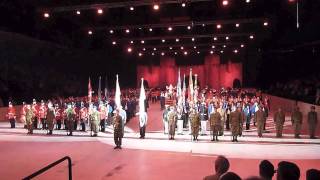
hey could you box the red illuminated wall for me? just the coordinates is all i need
[137,55,242,89]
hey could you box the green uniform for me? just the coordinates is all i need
[230,110,242,141]
[46,108,55,134]
[66,108,76,136]
[255,109,266,137]
[274,110,285,137]
[209,112,221,141]
[113,114,123,147]
[90,110,100,136]
[291,110,302,138]
[217,108,226,135]
[168,111,177,139]
[26,109,34,134]
[189,112,200,140]
[308,111,318,138]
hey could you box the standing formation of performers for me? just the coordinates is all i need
[4,87,319,147]
[161,87,318,141]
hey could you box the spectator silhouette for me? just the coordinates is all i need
[203,155,230,180]
[220,172,242,180]
[276,161,300,180]
[259,160,275,180]
[306,169,320,180]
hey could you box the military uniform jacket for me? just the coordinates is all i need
[113,115,123,137]
[308,112,318,124]
[255,109,266,126]
[210,112,221,126]
[25,109,34,124]
[189,113,200,128]
[274,111,285,125]
[291,110,302,124]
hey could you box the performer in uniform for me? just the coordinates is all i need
[274,107,285,138]
[31,99,39,129]
[209,107,222,141]
[113,109,123,149]
[66,104,76,136]
[255,105,266,137]
[25,105,34,134]
[199,100,208,135]
[230,106,242,142]
[139,111,148,139]
[217,102,226,136]
[307,106,318,139]
[162,105,169,134]
[79,102,88,131]
[38,100,47,130]
[6,102,16,128]
[167,106,177,140]
[291,106,303,138]
[176,106,184,135]
[90,106,100,137]
[99,103,107,132]
[20,102,27,128]
[189,108,200,141]
[55,104,63,130]
[46,102,55,135]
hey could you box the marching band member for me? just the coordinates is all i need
[7,102,16,128]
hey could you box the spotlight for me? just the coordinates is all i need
[223,45,226,48]
[109,30,114,34]
[162,39,165,43]
[214,37,218,41]
[182,3,186,7]
[152,53,155,56]
[174,52,178,55]
[88,30,93,35]
[139,52,143,56]
[176,38,180,42]
[192,38,195,41]
[127,47,132,53]
[153,4,159,10]
[250,35,254,39]
[263,22,268,26]
[226,36,229,40]
[212,45,215,49]
[246,0,250,3]
[130,7,134,11]
[97,9,103,14]
[112,41,116,45]
[143,48,146,51]
[194,46,197,49]
[125,29,130,33]
[141,40,145,44]
[197,51,200,54]
[153,48,157,51]
[184,51,188,55]
[169,47,173,50]
[241,44,245,48]
[210,51,214,54]
[180,46,184,50]
[236,23,240,27]
[76,10,81,15]
[234,49,238,53]
[149,28,153,32]
[222,0,229,6]
[161,52,165,56]
[44,13,50,18]
[168,27,173,31]
[217,24,222,29]
[187,26,191,30]
[220,50,224,53]
[130,41,134,44]
[202,24,205,27]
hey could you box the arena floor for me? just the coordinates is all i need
[0,102,319,180]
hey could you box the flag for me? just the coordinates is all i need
[98,76,102,102]
[88,77,92,104]
[194,74,198,103]
[139,78,146,113]
[188,68,193,102]
[177,68,181,98]
[182,73,186,106]
[104,75,108,101]
[115,74,121,109]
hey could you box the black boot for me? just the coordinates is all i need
[216,136,219,141]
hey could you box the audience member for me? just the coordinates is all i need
[276,161,300,180]
[259,160,275,180]
[203,155,230,180]
[306,169,320,180]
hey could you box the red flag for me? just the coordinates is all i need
[88,77,92,104]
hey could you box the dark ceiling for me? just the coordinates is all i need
[1,0,319,58]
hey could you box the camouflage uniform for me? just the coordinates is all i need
[308,110,318,139]
[189,112,200,141]
[274,110,285,138]
[209,112,221,141]
[230,110,242,142]
[90,110,100,136]
[66,107,76,136]
[46,107,55,135]
[113,114,123,147]
[291,109,302,138]
[168,110,177,139]
[255,109,266,137]
[26,108,34,134]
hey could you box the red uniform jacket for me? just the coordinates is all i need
[7,107,16,119]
